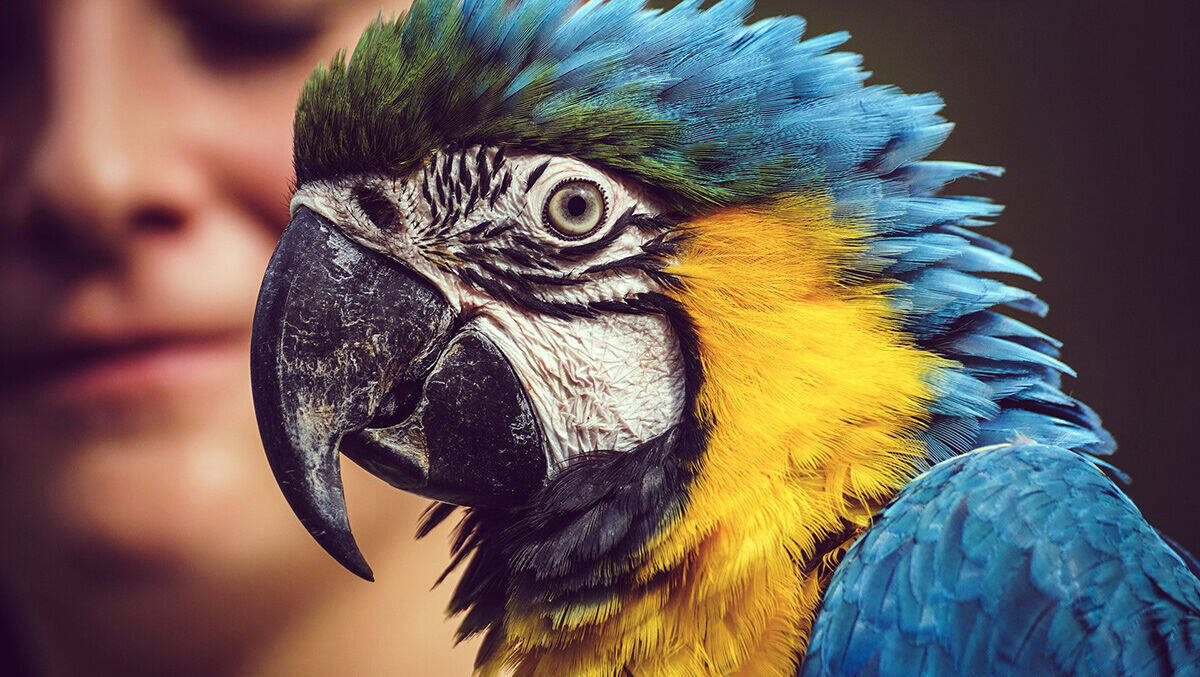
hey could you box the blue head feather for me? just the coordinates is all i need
[295,0,1116,467]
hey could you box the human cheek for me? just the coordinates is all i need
[185,10,397,234]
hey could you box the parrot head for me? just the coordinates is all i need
[250,0,1114,668]
[253,144,693,579]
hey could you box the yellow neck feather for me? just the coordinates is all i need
[486,195,942,676]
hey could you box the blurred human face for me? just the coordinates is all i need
[0,0,417,669]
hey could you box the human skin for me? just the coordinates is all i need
[0,0,476,674]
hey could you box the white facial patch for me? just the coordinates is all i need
[290,147,690,474]
[468,306,686,471]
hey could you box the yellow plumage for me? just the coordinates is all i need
[484,195,942,676]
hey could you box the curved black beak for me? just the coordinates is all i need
[251,207,546,581]
[251,207,454,580]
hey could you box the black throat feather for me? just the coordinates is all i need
[416,294,709,668]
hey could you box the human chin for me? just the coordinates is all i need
[0,358,268,578]
[8,361,397,578]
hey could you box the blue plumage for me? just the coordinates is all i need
[295,0,1199,670]
[299,0,1118,466]
[454,1,1194,670]
[803,444,1200,676]
[436,0,1191,669]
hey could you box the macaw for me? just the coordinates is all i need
[248,0,1200,674]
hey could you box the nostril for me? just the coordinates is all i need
[130,205,186,234]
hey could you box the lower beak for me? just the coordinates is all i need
[251,207,545,581]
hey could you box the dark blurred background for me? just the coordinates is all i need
[1,0,1197,673]
[752,0,1199,551]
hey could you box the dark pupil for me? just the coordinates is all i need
[566,194,589,219]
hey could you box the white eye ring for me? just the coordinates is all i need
[543,179,608,238]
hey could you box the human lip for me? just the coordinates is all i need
[2,331,250,403]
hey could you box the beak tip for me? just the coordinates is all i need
[345,556,376,583]
[340,545,376,582]
[311,523,375,582]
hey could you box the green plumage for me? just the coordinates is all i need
[294,0,687,206]
[292,0,903,213]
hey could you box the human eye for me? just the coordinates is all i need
[167,0,325,71]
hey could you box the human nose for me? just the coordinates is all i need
[25,0,194,258]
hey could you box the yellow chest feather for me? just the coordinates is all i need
[485,196,942,676]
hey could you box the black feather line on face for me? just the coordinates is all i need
[493,246,558,273]
[433,175,447,219]
[414,150,513,249]
[476,146,492,196]
[434,161,446,197]
[464,186,480,218]
[508,233,543,255]
[510,268,589,286]
[482,220,513,239]
[475,259,537,295]
[417,294,708,667]
[584,252,666,276]
[525,159,551,193]
[481,148,510,207]
[587,298,650,314]
[492,170,512,207]
[449,178,463,210]
[420,176,435,210]
[440,152,454,190]
[408,149,685,321]
[441,206,460,236]
[463,219,494,238]
[459,152,472,195]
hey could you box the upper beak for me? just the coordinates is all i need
[251,207,454,580]
[251,207,545,581]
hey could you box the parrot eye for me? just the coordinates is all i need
[543,179,607,238]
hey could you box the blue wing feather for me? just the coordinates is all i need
[802,444,1200,676]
